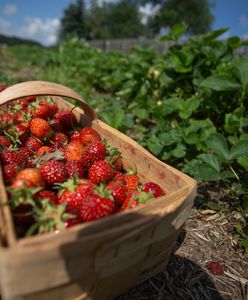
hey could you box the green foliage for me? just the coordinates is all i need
[2,29,248,233]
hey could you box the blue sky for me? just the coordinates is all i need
[0,0,248,46]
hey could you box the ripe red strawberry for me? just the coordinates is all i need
[207,261,224,276]
[54,110,76,130]
[34,102,51,119]
[40,160,68,185]
[7,124,29,144]
[1,113,15,125]
[112,171,126,184]
[10,178,34,189]
[30,118,52,139]
[3,163,19,184]
[64,140,84,161]
[71,127,101,145]
[88,160,113,184]
[125,171,140,192]
[0,149,18,165]
[36,146,52,157]
[81,141,106,169]
[22,96,36,102]
[64,218,81,228]
[120,193,139,211]
[25,136,43,152]
[0,135,11,148]
[120,191,152,211]
[79,193,115,222]
[36,190,58,205]
[47,101,58,117]
[142,182,165,198]
[66,160,84,178]
[106,182,127,206]
[16,168,45,187]
[50,133,68,147]
[0,83,6,92]
[58,178,93,212]
[16,147,32,166]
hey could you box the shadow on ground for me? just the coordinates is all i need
[116,230,224,300]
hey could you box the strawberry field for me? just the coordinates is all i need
[1,26,248,298]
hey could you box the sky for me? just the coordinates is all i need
[0,0,248,46]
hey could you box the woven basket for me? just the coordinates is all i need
[0,81,197,300]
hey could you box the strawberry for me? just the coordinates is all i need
[16,168,45,187]
[79,193,115,222]
[66,160,84,178]
[10,178,34,189]
[46,100,58,117]
[36,146,52,157]
[30,118,52,139]
[64,218,81,228]
[64,140,84,161]
[0,83,6,92]
[50,133,68,147]
[54,110,76,130]
[40,160,68,185]
[0,135,11,148]
[50,119,64,133]
[81,141,106,169]
[142,182,165,198]
[71,127,101,145]
[125,170,140,192]
[88,160,113,184]
[25,136,43,152]
[7,124,29,144]
[34,102,51,120]
[120,193,139,211]
[207,261,224,276]
[120,191,152,211]
[36,190,58,205]
[58,178,92,212]
[106,182,127,206]
[112,171,126,184]
[0,149,18,165]
[16,147,32,166]
[3,163,19,184]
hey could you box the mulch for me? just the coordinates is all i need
[117,182,248,300]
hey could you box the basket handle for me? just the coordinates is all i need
[0,81,96,120]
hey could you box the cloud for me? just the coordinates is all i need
[3,4,17,16]
[239,15,248,28]
[0,18,11,35]
[139,4,160,24]
[18,17,60,46]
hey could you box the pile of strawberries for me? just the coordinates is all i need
[0,86,165,236]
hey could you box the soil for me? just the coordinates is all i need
[117,183,248,300]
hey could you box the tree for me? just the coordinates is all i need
[147,0,214,36]
[87,0,146,39]
[58,0,88,41]
[104,0,146,39]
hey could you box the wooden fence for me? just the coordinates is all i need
[88,38,248,55]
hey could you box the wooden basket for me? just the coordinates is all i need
[0,81,197,300]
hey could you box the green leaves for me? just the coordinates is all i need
[201,74,241,91]
[206,133,229,160]
[206,133,248,161]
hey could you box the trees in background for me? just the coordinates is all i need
[58,0,214,41]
